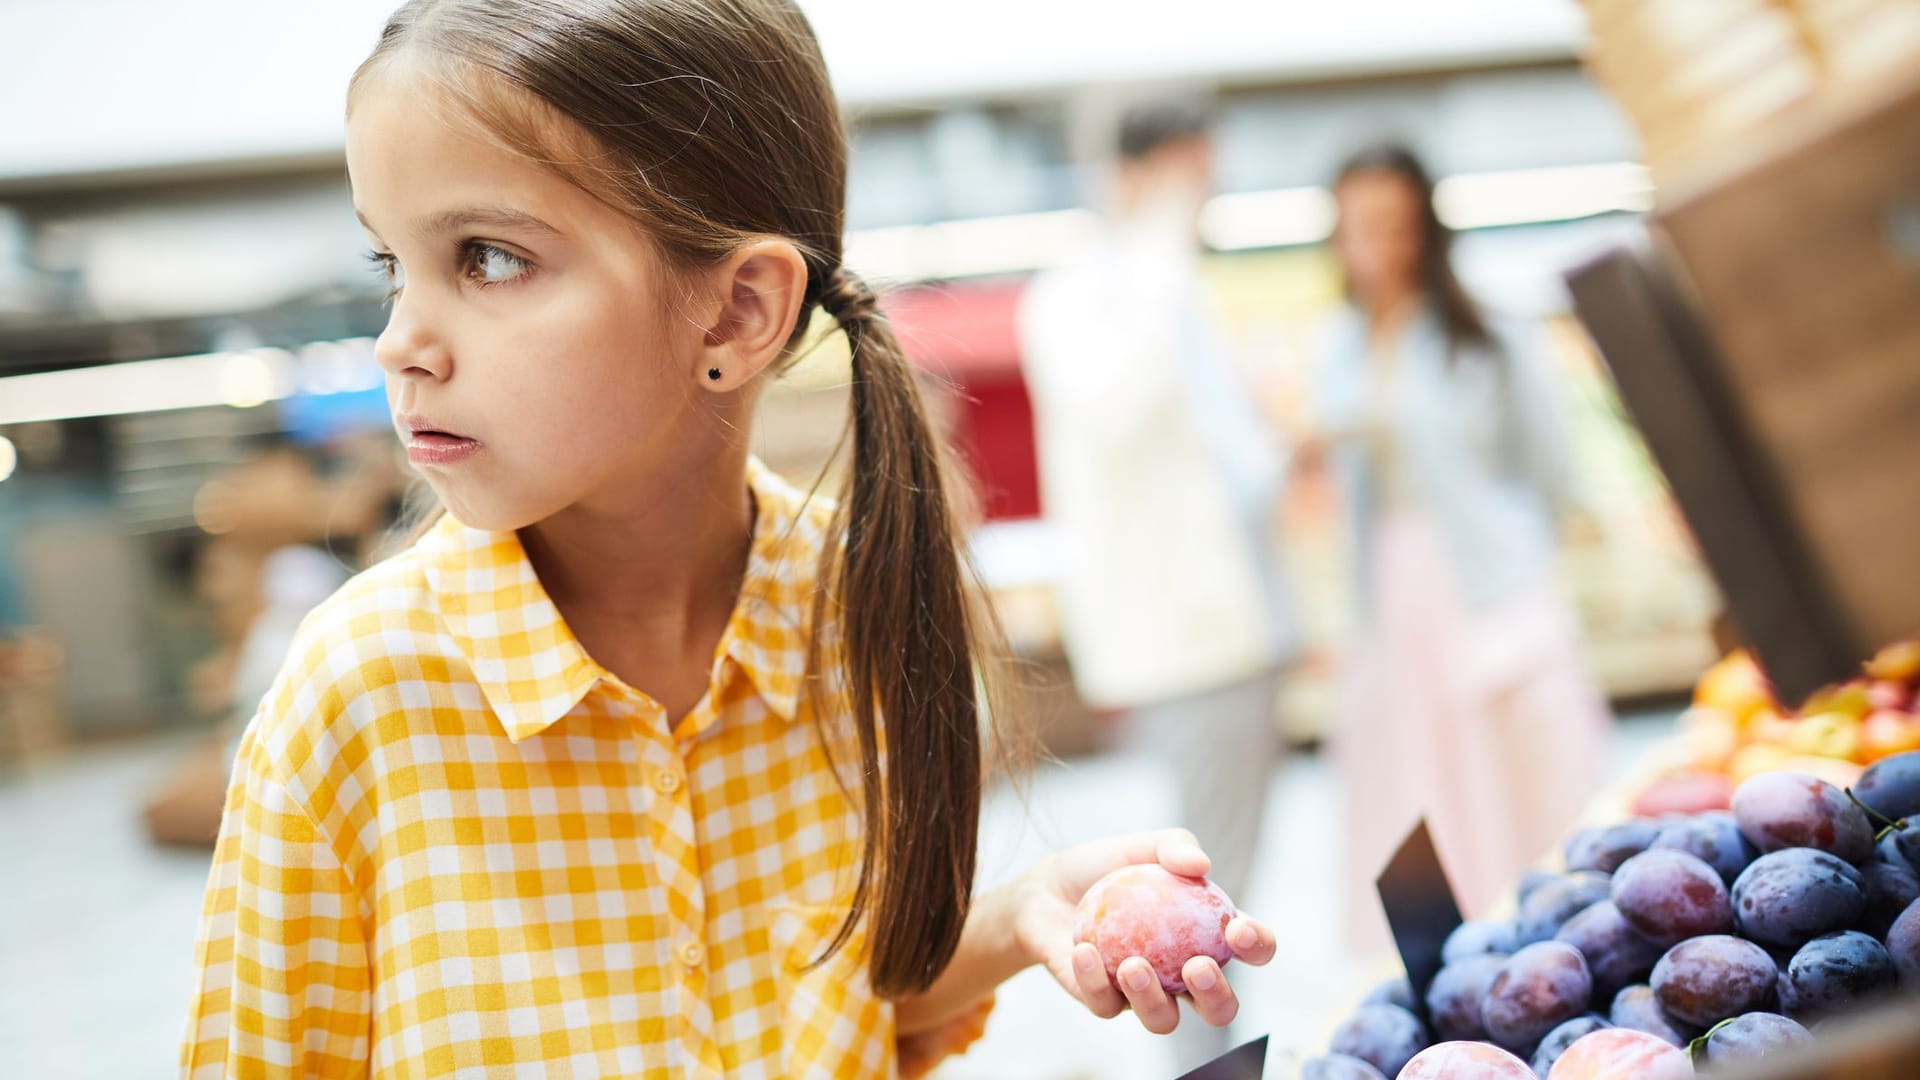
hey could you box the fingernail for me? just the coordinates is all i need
[1074,950,1097,973]
[1231,924,1255,950]
[1187,965,1217,992]
[1125,966,1153,992]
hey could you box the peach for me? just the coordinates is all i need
[1070,864,1235,994]
[1865,680,1914,713]
[1546,1028,1691,1080]
[1681,707,1739,772]
[1395,1041,1534,1080]
[1631,770,1733,817]
[1693,650,1774,723]
[1785,710,1863,762]
[1799,681,1873,723]
[1863,709,1920,760]
[1865,639,1920,684]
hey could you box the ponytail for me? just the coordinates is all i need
[809,266,984,997]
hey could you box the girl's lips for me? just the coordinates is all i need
[405,431,482,466]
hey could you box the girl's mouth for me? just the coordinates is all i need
[397,415,482,466]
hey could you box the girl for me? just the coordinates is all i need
[180,2,1274,1077]
[1313,142,1612,935]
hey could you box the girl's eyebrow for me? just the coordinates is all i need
[354,205,561,241]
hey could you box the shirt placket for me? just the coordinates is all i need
[630,692,720,1077]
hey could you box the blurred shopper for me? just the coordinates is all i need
[141,439,403,847]
[142,544,350,847]
[1314,141,1611,936]
[1020,100,1297,1065]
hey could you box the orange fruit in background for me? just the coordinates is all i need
[1631,770,1734,817]
[1865,640,1920,684]
[1865,680,1915,713]
[1748,708,1798,748]
[1681,707,1740,771]
[1799,681,1874,723]
[1729,743,1796,785]
[1862,710,1920,761]
[1694,651,1777,726]
[1784,711,1864,763]
[1774,754,1867,790]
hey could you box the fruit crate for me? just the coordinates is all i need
[1564,63,1920,705]
[1578,0,1920,185]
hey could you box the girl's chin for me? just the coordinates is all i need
[437,492,549,535]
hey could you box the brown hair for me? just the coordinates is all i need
[352,0,992,997]
[1333,140,1494,358]
[1116,98,1214,162]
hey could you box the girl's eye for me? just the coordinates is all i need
[463,242,531,287]
[365,250,403,303]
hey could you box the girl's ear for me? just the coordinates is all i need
[692,239,809,392]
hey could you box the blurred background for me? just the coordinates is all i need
[0,1,1743,1077]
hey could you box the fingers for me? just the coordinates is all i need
[1116,957,1181,1035]
[1182,956,1239,1028]
[1153,829,1211,879]
[1106,828,1206,873]
[1225,916,1277,967]
[1058,828,1213,896]
[1071,943,1127,1020]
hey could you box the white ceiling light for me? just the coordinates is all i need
[1199,186,1338,251]
[0,340,375,426]
[1435,162,1654,231]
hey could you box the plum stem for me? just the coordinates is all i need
[1689,1017,1739,1066]
[1845,786,1902,831]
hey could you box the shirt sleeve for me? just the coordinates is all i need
[895,992,996,1080]
[180,718,373,1078]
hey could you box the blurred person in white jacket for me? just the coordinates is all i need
[1019,102,1298,1059]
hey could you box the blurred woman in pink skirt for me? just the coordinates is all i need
[1312,142,1613,942]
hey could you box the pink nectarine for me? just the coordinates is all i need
[1071,864,1236,994]
[1396,1041,1534,1080]
[1546,1028,1691,1080]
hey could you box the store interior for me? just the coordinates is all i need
[3,1,1919,1078]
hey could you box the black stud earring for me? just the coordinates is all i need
[707,367,722,382]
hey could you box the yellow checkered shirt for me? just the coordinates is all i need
[182,460,983,1077]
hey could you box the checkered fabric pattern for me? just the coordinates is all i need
[181,460,986,1078]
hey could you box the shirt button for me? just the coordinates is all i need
[654,769,682,795]
[679,941,704,968]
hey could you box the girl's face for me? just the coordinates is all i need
[1332,168,1428,307]
[346,69,713,532]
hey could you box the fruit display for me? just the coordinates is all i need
[1068,864,1236,995]
[1299,752,1920,1078]
[1636,640,1920,816]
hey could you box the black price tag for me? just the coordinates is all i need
[1173,1035,1267,1080]
[1375,819,1464,1019]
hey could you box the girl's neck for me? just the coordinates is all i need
[517,441,755,706]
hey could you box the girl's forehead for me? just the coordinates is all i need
[345,58,651,255]
[348,88,573,229]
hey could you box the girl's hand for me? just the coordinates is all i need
[1012,828,1277,1035]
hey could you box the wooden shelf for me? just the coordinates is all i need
[1566,66,1920,704]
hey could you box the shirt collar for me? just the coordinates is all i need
[419,457,824,743]
[720,457,826,726]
